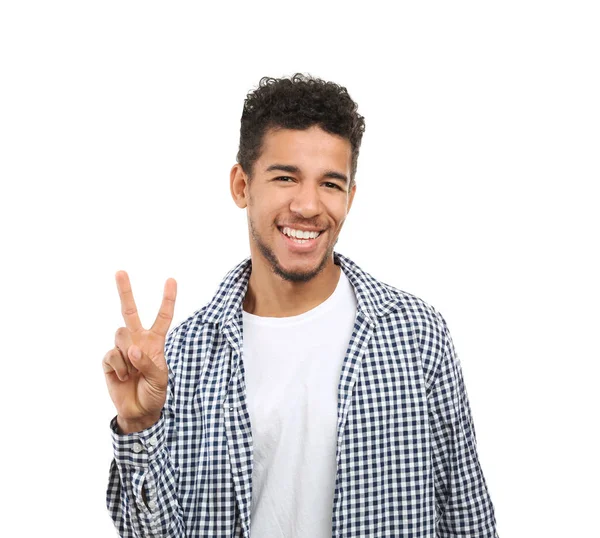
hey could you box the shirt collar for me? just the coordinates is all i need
[200,251,400,329]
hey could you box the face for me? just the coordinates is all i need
[231,125,356,283]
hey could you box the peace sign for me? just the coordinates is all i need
[102,271,177,434]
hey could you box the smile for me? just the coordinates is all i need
[279,226,322,241]
[278,226,324,250]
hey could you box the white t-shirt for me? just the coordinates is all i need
[242,268,358,537]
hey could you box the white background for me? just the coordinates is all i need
[1,1,598,536]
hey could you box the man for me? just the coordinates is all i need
[104,73,498,537]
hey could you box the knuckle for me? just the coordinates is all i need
[102,351,117,372]
[122,305,138,316]
[115,327,132,347]
[104,348,118,363]
[115,327,128,340]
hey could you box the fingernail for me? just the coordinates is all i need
[132,348,141,360]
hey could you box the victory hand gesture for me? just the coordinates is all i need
[103,271,177,434]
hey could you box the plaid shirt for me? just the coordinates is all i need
[107,251,498,537]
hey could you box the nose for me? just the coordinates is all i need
[289,181,322,219]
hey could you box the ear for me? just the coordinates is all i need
[346,184,357,213]
[230,164,249,208]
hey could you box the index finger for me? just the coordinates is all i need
[115,271,143,332]
[150,278,177,337]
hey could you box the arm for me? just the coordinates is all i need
[106,328,185,537]
[428,311,498,537]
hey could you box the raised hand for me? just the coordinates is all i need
[102,271,177,434]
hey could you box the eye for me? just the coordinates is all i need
[273,177,343,191]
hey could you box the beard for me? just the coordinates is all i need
[248,216,337,283]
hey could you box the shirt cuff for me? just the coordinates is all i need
[110,413,166,468]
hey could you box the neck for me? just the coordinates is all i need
[243,257,341,318]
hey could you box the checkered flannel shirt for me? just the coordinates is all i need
[107,251,498,537]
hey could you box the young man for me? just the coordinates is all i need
[103,73,498,537]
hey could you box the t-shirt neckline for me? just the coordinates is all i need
[242,268,347,327]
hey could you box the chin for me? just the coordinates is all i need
[279,248,333,279]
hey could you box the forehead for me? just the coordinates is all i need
[258,125,351,172]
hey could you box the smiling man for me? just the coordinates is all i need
[104,73,498,538]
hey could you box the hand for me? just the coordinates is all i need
[102,271,177,433]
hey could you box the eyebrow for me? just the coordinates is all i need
[265,163,348,184]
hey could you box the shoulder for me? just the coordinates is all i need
[161,256,252,375]
[375,277,448,338]
[376,281,452,384]
[338,251,449,353]
[163,307,210,372]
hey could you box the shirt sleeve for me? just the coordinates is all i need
[428,311,499,538]
[106,326,186,537]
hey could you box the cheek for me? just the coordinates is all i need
[331,206,349,224]
[248,204,283,230]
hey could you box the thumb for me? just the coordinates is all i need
[128,345,162,380]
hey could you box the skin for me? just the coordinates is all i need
[230,125,357,318]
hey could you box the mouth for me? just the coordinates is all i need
[277,226,325,251]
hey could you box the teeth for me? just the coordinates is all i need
[282,227,321,239]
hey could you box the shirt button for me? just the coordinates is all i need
[148,500,157,510]
[132,442,143,453]
[148,435,158,447]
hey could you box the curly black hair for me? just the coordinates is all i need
[236,73,365,189]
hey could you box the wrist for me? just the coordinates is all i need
[116,413,161,434]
